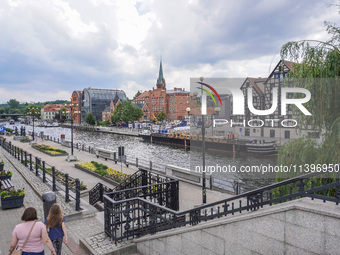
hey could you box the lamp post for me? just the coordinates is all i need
[66,102,78,161]
[200,77,207,204]
[27,107,38,141]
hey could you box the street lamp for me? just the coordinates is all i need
[27,107,39,141]
[200,76,207,204]
[66,102,78,161]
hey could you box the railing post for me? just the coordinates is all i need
[52,167,56,191]
[42,161,46,183]
[75,178,81,211]
[35,157,39,176]
[150,161,152,171]
[65,174,70,202]
[14,146,16,158]
[20,149,23,162]
[136,158,138,168]
[99,183,104,202]
[25,151,27,167]
[29,154,32,171]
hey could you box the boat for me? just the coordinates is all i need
[139,131,277,156]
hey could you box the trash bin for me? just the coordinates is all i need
[42,191,56,220]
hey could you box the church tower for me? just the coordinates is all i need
[156,58,166,90]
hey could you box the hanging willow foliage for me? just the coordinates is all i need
[275,9,340,192]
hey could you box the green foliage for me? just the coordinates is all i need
[7,99,20,109]
[157,110,167,121]
[97,120,109,126]
[133,91,142,99]
[1,188,25,198]
[111,101,143,123]
[85,113,96,125]
[5,127,13,132]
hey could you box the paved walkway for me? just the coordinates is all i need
[1,135,235,254]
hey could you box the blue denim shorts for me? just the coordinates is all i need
[22,251,44,255]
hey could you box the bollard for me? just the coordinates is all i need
[65,174,70,202]
[136,158,138,168]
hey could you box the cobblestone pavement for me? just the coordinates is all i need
[2,136,234,254]
[0,147,104,255]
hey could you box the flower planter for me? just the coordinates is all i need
[1,195,25,209]
[0,164,4,171]
[0,175,12,181]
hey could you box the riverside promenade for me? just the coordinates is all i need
[0,135,234,254]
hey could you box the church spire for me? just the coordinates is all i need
[157,57,165,86]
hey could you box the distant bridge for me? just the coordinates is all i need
[0,113,26,121]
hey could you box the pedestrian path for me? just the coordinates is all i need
[1,135,236,254]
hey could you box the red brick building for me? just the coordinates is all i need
[132,60,190,121]
[71,91,82,124]
[102,99,121,122]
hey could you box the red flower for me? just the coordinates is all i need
[22,188,25,190]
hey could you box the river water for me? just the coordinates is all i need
[4,122,278,192]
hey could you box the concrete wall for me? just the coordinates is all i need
[133,198,340,255]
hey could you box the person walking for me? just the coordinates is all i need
[44,204,68,255]
[8,207,56,255]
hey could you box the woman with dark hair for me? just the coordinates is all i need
[44,203,68,255]
[8,207,56,255]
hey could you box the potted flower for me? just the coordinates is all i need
[1,188,25,209]
[0,170,12,180]
[0,161,4,171]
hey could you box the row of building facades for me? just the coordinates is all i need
[40,60,191,124]
[40,59,316,140]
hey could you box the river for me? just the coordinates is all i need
[4,122,278,192]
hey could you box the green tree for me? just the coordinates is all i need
[276,4,340,183]
[111,101,143,123]
[157,111,167,121]
[7,99,20,109]
[133,91,142,99]
[85,113,96,125]
[60,107,67,120]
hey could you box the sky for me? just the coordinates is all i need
[0,0,339,104]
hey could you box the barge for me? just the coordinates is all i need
[139,132,277,156]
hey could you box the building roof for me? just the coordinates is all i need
[157,59,165,85]
[42,104,71,112]
[246,77,267,96]
[166,88,189,94]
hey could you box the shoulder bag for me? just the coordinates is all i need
[12,221,37,255]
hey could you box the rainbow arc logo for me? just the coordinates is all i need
[197,82,222,115]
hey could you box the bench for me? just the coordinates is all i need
[0,179,14,190]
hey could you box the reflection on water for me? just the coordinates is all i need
[6,122,278,191]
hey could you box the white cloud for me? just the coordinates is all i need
[0,0,338,104]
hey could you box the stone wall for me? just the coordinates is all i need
[133,198,340,255]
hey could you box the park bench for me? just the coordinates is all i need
[0,179,14,190]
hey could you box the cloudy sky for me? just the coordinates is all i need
[0,0,338,103]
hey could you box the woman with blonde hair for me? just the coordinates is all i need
[44,203,68,255]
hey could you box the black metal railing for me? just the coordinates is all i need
[88,168,179,210]
[103,166,340,243]
[0,138,82,211]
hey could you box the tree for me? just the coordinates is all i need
[133,91,142,99]
[157,111,167,121]
[7,99,20,109]
[111,101,143,123]
[60,107,67,120]
[276,4,340,181]
[85,113,96,125]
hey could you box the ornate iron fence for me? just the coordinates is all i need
[89,168,178,207]
[104,166,340,243]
